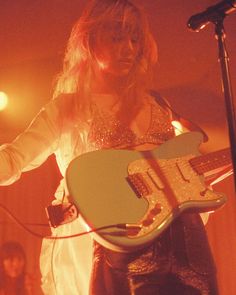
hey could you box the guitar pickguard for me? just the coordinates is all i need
[126,154,225,239]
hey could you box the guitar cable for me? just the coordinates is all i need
[0,203,134,240]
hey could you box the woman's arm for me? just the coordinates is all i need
[0,97,63,185]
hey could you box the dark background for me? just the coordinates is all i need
[0,1,235,294]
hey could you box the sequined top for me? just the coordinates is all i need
[88,96,175,150]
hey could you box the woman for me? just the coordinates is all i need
[0,0,220,294]
[0,241,33,295]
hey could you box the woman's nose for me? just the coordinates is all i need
[121,38,136,54]
[11,258,19,267]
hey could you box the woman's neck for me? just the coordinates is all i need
[92,68,128,96]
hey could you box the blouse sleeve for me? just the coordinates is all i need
[0,97,62,185]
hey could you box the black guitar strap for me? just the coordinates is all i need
[150,90,208,142]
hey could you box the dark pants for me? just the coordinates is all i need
[89,213,218,295]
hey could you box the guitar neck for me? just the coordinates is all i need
[190,148,231,175]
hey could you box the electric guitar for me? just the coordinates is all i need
[65,132,231,252]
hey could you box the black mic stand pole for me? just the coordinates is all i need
[214,15,236,189]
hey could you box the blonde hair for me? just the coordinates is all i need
[53,0,158,119]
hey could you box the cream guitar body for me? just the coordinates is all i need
[66,132,230,252]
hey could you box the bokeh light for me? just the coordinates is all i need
[0,91,8,111]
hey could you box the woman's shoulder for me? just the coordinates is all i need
[34,93,79,125]
[53,93,78,107]
[49,93,79,119]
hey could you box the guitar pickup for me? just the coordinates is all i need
[126,173,152,198]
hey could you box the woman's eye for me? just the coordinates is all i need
[131,34,139,43]
[112,34,123,42]
[131,38,138,43]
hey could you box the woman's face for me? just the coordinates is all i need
[3,256,25,278]
[94,21,141,77]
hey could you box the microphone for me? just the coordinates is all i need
[187,0,236,32]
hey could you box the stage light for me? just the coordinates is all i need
[0,92,8,111]
[172,120,184,135]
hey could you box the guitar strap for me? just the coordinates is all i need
[150,90,208,142]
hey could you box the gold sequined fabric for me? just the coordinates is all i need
[88,98,175,149]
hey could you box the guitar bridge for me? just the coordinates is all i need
[126,173,151,198]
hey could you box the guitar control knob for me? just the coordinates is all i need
[150,204,162,215]
[142,218,153,227]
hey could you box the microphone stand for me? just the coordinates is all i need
[214,15,236,189]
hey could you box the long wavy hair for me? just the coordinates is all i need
[53,0,158,120]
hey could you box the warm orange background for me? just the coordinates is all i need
[0,1,235,294]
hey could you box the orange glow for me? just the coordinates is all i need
[0,91,8,111]
[97,60,107,70]
[172,120,184,135]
